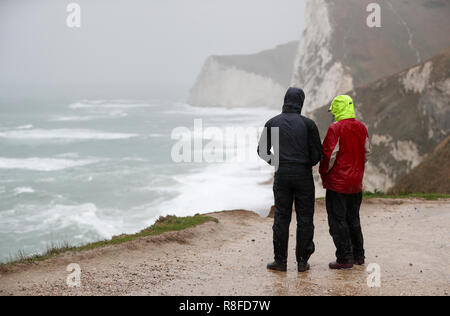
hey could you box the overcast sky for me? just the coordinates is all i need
[0,0,306,100]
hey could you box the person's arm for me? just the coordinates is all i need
[305,119,323,166]
[257,121,273,165]
[319,126,339,177]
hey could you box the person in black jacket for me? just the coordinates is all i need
[258,87,323,272]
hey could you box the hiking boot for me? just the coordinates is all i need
[329,261,353,270]
[354,258,365,266]
[298,262,310,273]
[267,261,287,272]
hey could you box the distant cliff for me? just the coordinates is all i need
[188,41,298,108]
[311,48,450,192]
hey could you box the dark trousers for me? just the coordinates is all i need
[273,165,315,264]
[326,189,365,264]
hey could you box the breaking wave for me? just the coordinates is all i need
[69,101,155,110]
[0,157,103,171]
[0,129,138,141]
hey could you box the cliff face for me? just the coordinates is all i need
[291,0,353,112]
[390,136,450,194]
[188,42,298,107]
[311,49,450,192]
[293,0,450,112]
[190,0,450,109]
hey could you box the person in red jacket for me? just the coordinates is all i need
[319,95,371,270]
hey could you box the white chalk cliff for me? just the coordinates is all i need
[291,0,354,112]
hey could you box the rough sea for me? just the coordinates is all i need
[0,99,279,262]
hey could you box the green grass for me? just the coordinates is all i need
[0,214,218,271]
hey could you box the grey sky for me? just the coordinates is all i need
[0,0,306,100]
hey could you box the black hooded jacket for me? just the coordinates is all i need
[258,87,323,168]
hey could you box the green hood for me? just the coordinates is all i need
[330,95,356,122]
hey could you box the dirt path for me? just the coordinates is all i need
[0,199,449,296]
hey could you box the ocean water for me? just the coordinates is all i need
[0,99,278,263]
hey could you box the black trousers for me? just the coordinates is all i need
[326,189,365,264]
[273,165,315,264]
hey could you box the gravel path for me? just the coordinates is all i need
[0,199,449,296]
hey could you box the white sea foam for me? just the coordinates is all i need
[0,129,138,141]
[16,124,33,130]
[121,157,147,162]
[69,101,154,110]
[0,203,118,238]
[13,187,35,195]
[157,161,274,217]
[50,115,98,122]
[56,152,80,159]
[36,177,57,183]
[39,203,118,238]
[0,157,102,171]
[156,104,277,216]
[0,202,157,252]
[50,111,128,122]
[170,103,279,119]
[158,118,274,216]
[79,100,106,104]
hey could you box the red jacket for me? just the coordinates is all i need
[319,118,370,194]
